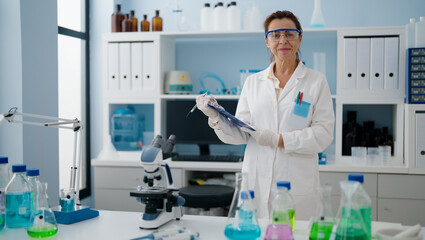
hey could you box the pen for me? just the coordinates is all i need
[296,91,300,104]
[299,92,303,105]
[186,91,208,118]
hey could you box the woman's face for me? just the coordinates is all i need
[265,18,302,62]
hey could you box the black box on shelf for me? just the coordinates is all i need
[406,48,425,104]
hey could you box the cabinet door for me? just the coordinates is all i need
[343,38,357,89]
[108,43,119,90]
[416,113,425,168]
[356,38,370,89]
[143,42,154,90]
[131,42,143,90]
[370,38,385,90]
[119,43,131,90]
[384,37,399,90]
[378,198,425,225]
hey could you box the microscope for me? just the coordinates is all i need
[130,135,185,229]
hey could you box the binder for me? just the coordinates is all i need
[384,37,399,89]
[356,38,370,89]
[143,42,154,90]
[107,43,119,90]
[343,38,357,89]
[119,43,131,90]
[416,113,425,168]
[370,38,385,90]
[131,43,143,90]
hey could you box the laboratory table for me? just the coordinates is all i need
[0,210,424,240]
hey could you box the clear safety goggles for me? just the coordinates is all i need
[265,28,301,42]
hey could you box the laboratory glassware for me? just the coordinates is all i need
[152,10,163,31]
[60,188,75,212]
[310,0,326,28]
[27,182,58,238]
[27,168,41,222]
[224,172,261,240]
[348,174,372,239]
[130,10,138,32]
[5,164,33,228]
[0,157,10,214]
[141,15,150,32]
[122,14,132,32]
[265,182,294,240]
[332,181,369,240]
[309,185,335,240]
[111,4,125,32]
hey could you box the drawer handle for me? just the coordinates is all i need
[361,73,366,77]
[389,72,394,77]
[348,73,352,78]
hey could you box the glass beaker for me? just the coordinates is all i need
[60,188,75,212]
[224,172,261,240]
[309,185,335,240]
[27,182,58,238]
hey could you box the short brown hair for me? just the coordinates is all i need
[264,11,303,61]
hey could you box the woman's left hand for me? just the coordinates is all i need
[241,127,280,148]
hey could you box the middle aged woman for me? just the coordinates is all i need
[196,10,335,220]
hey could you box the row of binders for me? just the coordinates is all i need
[107,42,154,91]
[343,37,399,91]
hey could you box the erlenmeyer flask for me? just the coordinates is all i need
[0,191,4,231]
[310,0,326,28]
[27,182,58,238]
[309,185,334,240]
[332,181,368,240]
[60,188,75,212]
[224,172,261,240]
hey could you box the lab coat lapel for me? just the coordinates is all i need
[278,61,306,100]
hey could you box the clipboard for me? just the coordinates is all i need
[208,104,256,131]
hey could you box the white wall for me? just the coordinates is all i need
[0,0,59,204]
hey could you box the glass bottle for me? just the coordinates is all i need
[111,4,125,32]
[5,164,33,228]
[130,10,138,32]
[224,172,261,240]
[27,168,41,223]
[122,14,133,32]
[309,185,335,240]
[27,182,58,238]
[0,157,7,231]
[141,14,150,32]
[342,111,363,156]
[152,10,163,32]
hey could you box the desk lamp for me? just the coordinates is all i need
[0,107,99,224]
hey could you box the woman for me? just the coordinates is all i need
[196,10,334,220]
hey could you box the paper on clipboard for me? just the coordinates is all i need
[208,104,256,131]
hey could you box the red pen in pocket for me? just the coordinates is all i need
[299,92,303,105]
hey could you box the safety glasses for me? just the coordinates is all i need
[265,28,301,42]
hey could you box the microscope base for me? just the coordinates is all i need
[53,205,99,225]
[139,207,183,229]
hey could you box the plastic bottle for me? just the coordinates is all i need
[244,4,262,30]
[224,172,261,240]
[111,4,125,32]
[348,174,372,240]
[152,10,163,32]
[27,168,41,221]
[415,16,425,48]
[406,18,416,49]
[0,156,10,231]
[141,15,150,32]
[130,10,138,32]
[5,164,33,228]
[200,3,213,31]
[227,2,241,31]
[271,181,295,232]
[213,2,226,31]
[122,14,133,32]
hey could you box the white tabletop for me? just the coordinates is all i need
[0,210,423,240]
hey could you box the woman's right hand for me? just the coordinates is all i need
[196,94,219,119]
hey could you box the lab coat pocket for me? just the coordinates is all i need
[288,154,315,196]
[287,100,311,129]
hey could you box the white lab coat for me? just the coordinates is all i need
[211,61,334,220]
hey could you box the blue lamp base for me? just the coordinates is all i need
[53,205,99,225]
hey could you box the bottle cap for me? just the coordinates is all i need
[131,10,135,15]
[217,2,223,6]
[116,4,121,10]
[0,156,8,164]
[27,168,40,177]
[156,10,160,15]
[421,16,425,21]
[249,190,255,199]
[12,164,26,173]
[348,173,364,184]
[277,181,291,190]
[204,3,210,7]
[231,1,237,5]
[410,18,416,23]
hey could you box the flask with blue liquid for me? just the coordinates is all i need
[5,164,33,228]
[0,156,11,231]
[224,172,261,240]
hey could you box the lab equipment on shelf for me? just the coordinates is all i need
[416,16,425,47]
[5,164,33,228]
[130,10,138,32]
[111,108,145,151]
[165,71,193,94]
[213,2,226,31]
[406,18,416,49]
[122,14,132,32]
[27,182,58,238]
[111,4,125,32]
[130,135,185,229]
[152,10,163,32]
[224,172,261,240]
[309,185,335,240]
[141,14,150,32]
[226,2,240,31]
[406,47,425,103]
[200,3,213,31]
